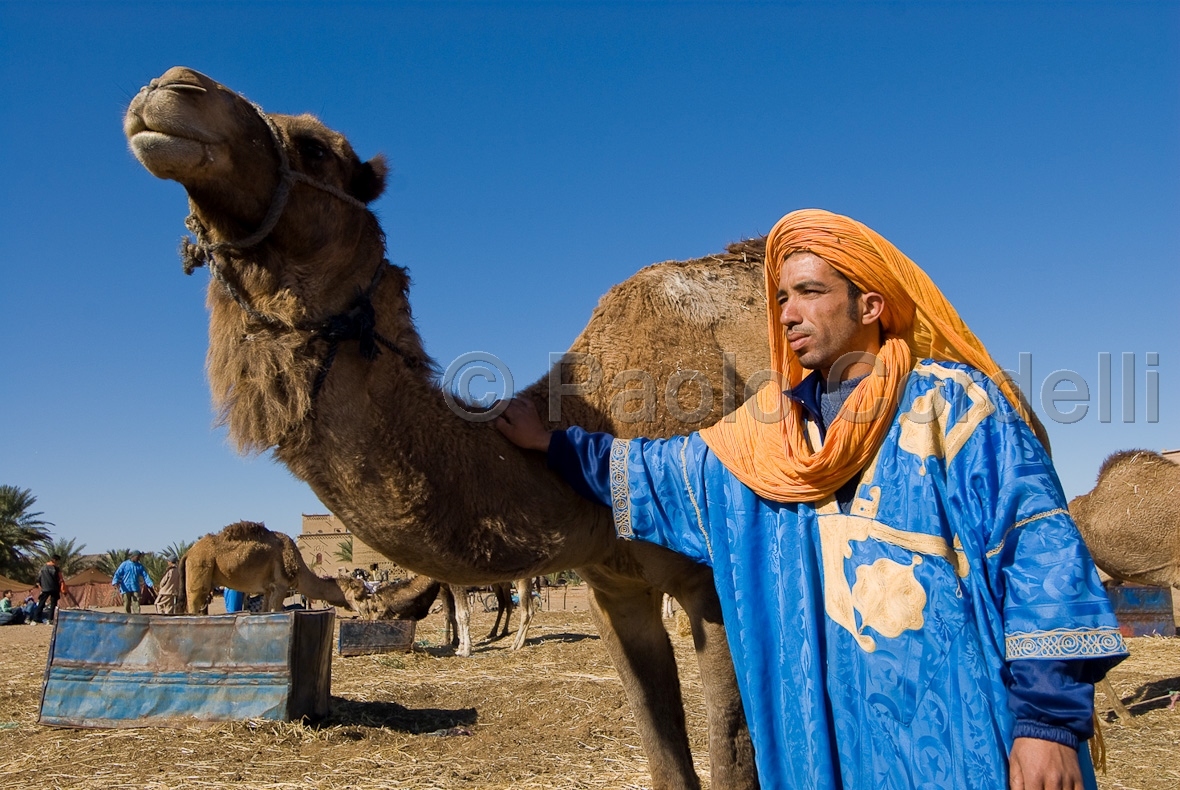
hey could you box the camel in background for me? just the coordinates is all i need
[126,66,765,789]
[358,575,535,657]
[1070,450,1180,592]
[1069,449,1180,721]
[180,521,367,615]
[441,579,536,657]
[355,573,442,621]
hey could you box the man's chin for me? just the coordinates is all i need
[794,351,822,371]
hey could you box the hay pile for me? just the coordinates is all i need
[0,607,1175,789]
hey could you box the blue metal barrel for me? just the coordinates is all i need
[39,608,334,727]
[1105,585,1176,638]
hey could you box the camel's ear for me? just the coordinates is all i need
[351,154,388,203]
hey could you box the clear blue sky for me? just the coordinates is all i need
[1,1,1177,555]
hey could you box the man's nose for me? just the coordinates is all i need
[779,299,798,327]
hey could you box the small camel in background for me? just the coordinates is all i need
[441,579,537,657]
[360,576,537,658]
[1070,450,1180,721]
[355,574,442,621]
[180,521,367,615]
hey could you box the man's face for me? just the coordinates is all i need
[776,252,879,377]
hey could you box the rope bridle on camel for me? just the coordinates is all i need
[177,100,422,402]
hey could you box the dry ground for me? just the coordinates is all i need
[0,601,1175,790]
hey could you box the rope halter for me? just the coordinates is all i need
[175,99,422,405]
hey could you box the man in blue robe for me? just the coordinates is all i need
[497,209,1126,790]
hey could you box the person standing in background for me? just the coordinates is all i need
[111,552,153,614]
[33,555,62,623]
[156,558,180,614]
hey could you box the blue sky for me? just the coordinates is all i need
[1,1,1177,555]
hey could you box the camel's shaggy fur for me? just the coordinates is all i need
[1070,450,1180,591]
[1069,450,1180,721]
[126,67,764,790]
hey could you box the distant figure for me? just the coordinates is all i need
[0,590,26,625]
[33,555,63,623]
[156,559,180,614]
[112,552,154,614]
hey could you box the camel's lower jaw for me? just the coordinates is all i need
[129,131,209,181]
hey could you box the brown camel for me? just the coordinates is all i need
[357,573,442,621]
[126,66,765,789]
[440,578,536,657]
[1068,449,1180,721]
[1069,450,1180,591]
[180,521,367,615]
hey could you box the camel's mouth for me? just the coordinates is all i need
[127,124,212,180]
[124,67,240,181]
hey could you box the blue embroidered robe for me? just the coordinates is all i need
[561,361,1126,790]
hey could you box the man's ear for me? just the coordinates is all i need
[861,291,886,325]
[350,154,388,203]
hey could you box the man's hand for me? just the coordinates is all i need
[1010,737,1084,790]
[494,398,553,452]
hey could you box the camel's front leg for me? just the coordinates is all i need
[185,562,213,615]
[581,565,701,790]
[452,586,473,657]
[629,542,760,790]
[673,573,759,789]
[487,583,513,640]
[264,584,288,612]
[510,578,535,650]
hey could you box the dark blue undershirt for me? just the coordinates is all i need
[546,373,1097,748]
[786,371,865,513]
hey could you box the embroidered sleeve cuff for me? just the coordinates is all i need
[1012,720,1079,750]
[1004,627,1127,661]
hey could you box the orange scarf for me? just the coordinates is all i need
[699,209,1035,503]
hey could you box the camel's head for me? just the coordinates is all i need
[360,576,442,621]
[337,576,372,615]
[124,66,387,278]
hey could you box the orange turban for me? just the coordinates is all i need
[699,208,1036,503]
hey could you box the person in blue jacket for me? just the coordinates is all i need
[111,551,154,614]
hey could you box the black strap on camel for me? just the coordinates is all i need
[176,100,420,405]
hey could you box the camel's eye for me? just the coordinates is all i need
[297,137,329,163]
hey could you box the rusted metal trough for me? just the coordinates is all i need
[1106,584,1176,637]
[337,618,416,657]
[38,609,334,728]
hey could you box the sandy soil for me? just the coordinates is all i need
[0,602,1175,790]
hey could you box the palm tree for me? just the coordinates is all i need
[0,485,54,582]
[96,549,133,577]
[334,537,353,563]
[140,553,169,586]
[31,538,88,577]
[159,540,194,564]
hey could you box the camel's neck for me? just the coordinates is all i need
[206,243,611,585]
[296,567,349,607]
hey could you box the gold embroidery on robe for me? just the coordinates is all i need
[813,363,991,652]
[852,556,927,639]
[898,362,996,474]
